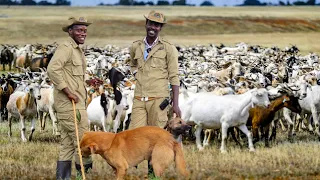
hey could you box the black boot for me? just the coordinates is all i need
[75,163,92,177]
[56,161,71,180]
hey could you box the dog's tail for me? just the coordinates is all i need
[173,142,189,177]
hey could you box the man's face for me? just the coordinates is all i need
[68,25,87,44]
[145,20,162,39]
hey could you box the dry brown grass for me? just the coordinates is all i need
[1,6,320,54]
[1,121,320,179]
[1,6,320,179]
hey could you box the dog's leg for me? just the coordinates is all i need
[115,168,126,180]
[151,144,174,177]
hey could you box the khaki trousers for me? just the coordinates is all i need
[56,109,92,165]
[129,97,168,129]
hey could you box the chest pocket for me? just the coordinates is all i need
[151,51,167,68]
[134,50,143,68]
[72,54,84,75]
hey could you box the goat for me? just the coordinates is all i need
[181,88,270,152]
[247,88,301,147]
[36,86,59,135]
[112,88,129,133]
[122,86,135,131]
[7,82,41,142]
[87,93,111,132]
[0,46,14,71]
[0,79,14,121]
[15,53,31,71]
[295,85,320,137]
[30,52,54,72]
[108,67,130,133]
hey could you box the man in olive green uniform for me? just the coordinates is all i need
[47,16,92,180]
[129,11,181,176]
[129,10,181,129]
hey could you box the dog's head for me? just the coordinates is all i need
[164,117,192,138]
[80,132,99,157]
[81,144,98,158]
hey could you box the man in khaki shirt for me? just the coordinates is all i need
[129,10,181,176]
[47,16,92,180]
[129,10,181,129]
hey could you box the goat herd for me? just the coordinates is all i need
[0,42,319,153]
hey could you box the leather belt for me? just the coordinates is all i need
[134,96,162,102]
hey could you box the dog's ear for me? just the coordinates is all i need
[88,144,98,154]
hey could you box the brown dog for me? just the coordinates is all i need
[164,117,192,144]
[80,126,189,180]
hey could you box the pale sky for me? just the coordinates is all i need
[39,0,319,6]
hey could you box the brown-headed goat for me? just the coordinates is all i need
[247,90,301,147]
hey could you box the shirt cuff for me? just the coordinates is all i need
[170,79,180,86]
[56,82,68,91]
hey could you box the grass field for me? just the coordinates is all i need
[1,6,320,179]
[1,6,320,54]
[1,120,320,179]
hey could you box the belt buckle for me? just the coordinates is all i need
[141,97,148,101]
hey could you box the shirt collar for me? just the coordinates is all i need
[68,36,79,49]
[144,36,159,49]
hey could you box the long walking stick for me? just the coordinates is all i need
[72,100,86,180]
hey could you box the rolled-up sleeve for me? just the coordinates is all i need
[167,44,180,86]
[47,45,71,90]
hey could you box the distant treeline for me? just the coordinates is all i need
[0,0,70,5]
[99,0,320,6]
[0,0,319,6]
[240,0,318,6]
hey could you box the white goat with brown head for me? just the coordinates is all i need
[7,81,41,142]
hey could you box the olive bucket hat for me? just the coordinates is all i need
[144,10,166,24]
[62,16,92,32]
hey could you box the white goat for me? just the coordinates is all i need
[7,82,41,142]
[36,87,58,135]
[112,89,129,133]
[87,93,112,132]
[181,88,270,153]
[122,86,135,131]
[297,85,320,135]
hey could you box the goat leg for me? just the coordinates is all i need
[28,118,36,141]
[269,120,277,143]
[238,124,255,152]
[230,127,242,148]
[263,124,271,147]
[196,125,204,151]
[279,118,287,132]
[20,116,27,142]
[8,113,12,137]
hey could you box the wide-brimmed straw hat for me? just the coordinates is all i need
[62,16,92,32]
[144,10,166,24]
